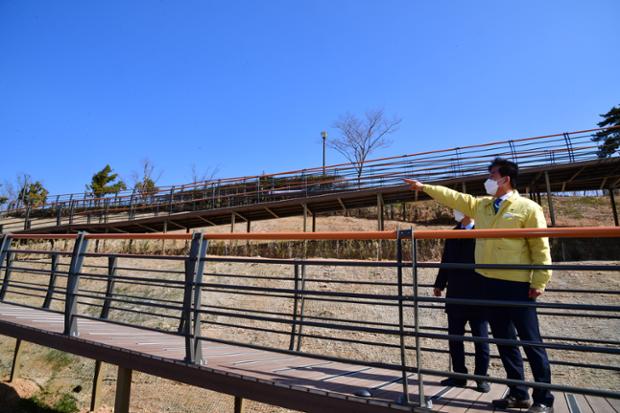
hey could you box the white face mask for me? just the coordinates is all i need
[484,178,499,196]
[453,209,465,222]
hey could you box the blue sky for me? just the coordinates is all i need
[1,1,618,195]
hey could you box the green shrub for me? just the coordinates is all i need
[44,349,74,369]
[53,393,78,413]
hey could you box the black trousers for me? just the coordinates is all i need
[481,276,554,406]
[447,312,490,377]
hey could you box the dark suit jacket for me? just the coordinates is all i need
[434,224,483,315]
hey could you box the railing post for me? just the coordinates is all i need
[411,227,427,409]
[396,230,410,405]
[168,186,175,215]
[0,235,13,302]
[289,261,300,351]
[563,132,575,163]
[42,253,59,309]
[128,189,136,220]
[67,194,74,223]
[295,263,307,352]
[180,232,205,364]
[104,198,110,224]
[508,140,518,164]
[63,233,89,336]
[56,204,62,226]
[100,256,118,319]
[192,236,208,364]
[0,252,14,301]
[24,206,31,230]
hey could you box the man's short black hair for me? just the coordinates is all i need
[489,157,518,187]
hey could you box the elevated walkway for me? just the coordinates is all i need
[2,127,620,234]
[0,229,618,412]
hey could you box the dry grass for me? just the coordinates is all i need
[0,251,618,412]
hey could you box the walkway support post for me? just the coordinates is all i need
[234,396,243,413]
[610,188,619,227]
[9,338,23,382]
[544,171,556,227]
[63,232,89,337]
[90,360,105,412]
[303,204,308,232]
[114,366,132,413]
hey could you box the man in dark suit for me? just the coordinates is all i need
[434,211,490,392]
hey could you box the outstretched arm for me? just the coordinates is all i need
[404,179,479,218]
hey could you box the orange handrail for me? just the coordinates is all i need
[6,226,620,241]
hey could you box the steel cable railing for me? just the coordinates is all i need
[0,228,618,409]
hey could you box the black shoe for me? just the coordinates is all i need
[527,404,554,413]
[475,380,490,393]
[492,395,532,409]
[440,377,467,387]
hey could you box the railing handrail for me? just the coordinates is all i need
[5,226,620,241]
[0,228,618,408]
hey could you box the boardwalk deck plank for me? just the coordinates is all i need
[0,301,615,413]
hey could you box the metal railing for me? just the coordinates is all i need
[2,126,619,233]
[0,228,618,409]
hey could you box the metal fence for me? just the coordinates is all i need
[2,127,618,232]
[0,228,618,409]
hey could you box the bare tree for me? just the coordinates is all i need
[132,159,163,199]
[0,183,8,208]
[330,109,402,185]
[190,164,219,185]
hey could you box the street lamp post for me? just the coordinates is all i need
[321,131,327,175]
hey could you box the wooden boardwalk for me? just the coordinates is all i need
[0,302,617,413]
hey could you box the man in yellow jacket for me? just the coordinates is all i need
[406,158,554,413]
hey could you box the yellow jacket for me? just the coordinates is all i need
[423,184,552,290]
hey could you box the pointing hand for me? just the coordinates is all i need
[403,178,424,191]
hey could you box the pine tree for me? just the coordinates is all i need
[18,181,49,207]
[592,105,620,157]
[87,165,127,198]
